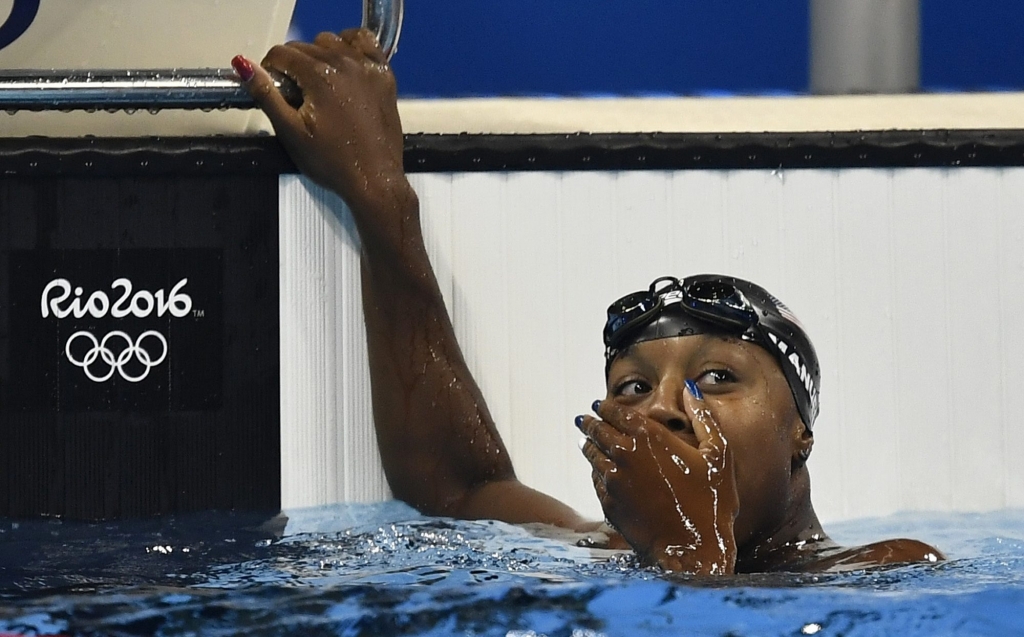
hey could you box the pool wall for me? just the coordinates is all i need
[3,94,1023,522]
[280,166,1024,524]
[280,97,1024,523]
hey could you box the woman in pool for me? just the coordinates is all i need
[232,29,942,574]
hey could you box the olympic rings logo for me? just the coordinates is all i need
[64,330,168,383]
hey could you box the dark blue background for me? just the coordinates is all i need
[290,1,1024,97]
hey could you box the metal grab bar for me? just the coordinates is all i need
[0,0,403,113]
[366,0,403,63]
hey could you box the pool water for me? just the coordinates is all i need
[1,503,1022,636]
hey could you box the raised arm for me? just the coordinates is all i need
[236,30,593,529]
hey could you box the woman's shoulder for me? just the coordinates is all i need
[805,538,944,572]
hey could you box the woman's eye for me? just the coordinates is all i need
[697,369,736,386]
[615,379,652,397]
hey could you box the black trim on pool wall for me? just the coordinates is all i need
[3,130,1024,176]
[403,131,1024,172]
[0,136,296,177]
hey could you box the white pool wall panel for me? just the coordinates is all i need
[279,176,389,508]
[279,167,1024,524]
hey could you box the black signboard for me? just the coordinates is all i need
[9,248,223,413]
[0,161,280,520]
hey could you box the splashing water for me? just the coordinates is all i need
[1,504,1023,635]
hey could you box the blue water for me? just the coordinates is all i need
[1,504,1023,636]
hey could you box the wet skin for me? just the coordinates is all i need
[240,29,944,575]
[580,335,804,573]
[581,336,943,572]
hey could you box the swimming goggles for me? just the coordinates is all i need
[603,275,759,352]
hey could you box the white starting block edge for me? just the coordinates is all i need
[6,91,1024,138]
[399,92,1024,135]
[0,0,294,137]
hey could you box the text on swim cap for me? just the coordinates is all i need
[768,332,817,405]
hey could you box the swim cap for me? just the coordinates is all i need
[603,274,820,429]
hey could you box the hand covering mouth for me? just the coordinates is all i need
[672,431,701,448]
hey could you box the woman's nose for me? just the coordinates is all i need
[645,384,691,432]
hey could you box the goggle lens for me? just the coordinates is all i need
[604,276,760,349]
[604,291,660,344]
[687,280,738,303]
[683,279,758,329]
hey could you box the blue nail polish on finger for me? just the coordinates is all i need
[575,415,585,429]
[592,400,602,413]
[685,380,704,400]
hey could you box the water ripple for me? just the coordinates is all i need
[1,504,1023,635]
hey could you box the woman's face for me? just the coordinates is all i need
[605,334,807,547]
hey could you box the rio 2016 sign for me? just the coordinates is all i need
[41,277,194,384]
[0,0,40,51]
[7,248,224,413]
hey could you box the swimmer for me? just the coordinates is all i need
[233,29,943,574]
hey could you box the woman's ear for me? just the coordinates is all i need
[792,421,814,467]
